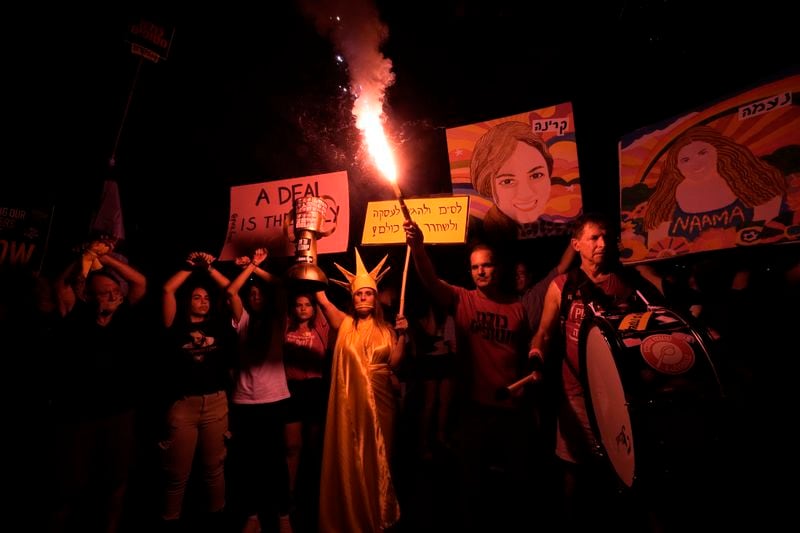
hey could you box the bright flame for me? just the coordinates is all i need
[355,96,397,185]
[301,0,398,188]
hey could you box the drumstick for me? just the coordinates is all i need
[495,358,543,400]
[636,289,652,308]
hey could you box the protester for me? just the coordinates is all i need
[316,249,409,532]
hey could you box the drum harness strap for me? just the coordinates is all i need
[558,267,665,383]
[554,268,616,460]
[558,268,612,382]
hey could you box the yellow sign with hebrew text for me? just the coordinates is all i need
[361,196,470,245]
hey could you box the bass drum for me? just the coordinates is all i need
[579,307,724,489]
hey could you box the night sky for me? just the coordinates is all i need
[7,1,797,280]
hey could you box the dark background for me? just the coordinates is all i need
[5,3,797,530]
[6,1,798,283]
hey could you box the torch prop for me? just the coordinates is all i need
[389,180,413,317]
[355,96,412,317]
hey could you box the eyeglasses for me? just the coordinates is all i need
[93,289,122,301]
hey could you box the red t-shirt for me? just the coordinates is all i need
[449,284,530,408]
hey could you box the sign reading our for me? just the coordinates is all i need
[361,196,470,245]
[219,171,350,261]
[0,205,53,272]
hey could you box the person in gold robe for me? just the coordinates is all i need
[315,248,409,532]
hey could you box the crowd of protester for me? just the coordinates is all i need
[3,212,797,532]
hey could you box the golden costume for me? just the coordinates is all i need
[320,249,401,532]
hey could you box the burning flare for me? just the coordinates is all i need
[355,96,397,186]
[299,0,401,194]
[353,82,409,218]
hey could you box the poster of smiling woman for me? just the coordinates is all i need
[619,72,800,263]
[446,102,583,242]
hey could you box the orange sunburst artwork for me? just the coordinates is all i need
[648,237,690,259]
[446,101,583,241]
[619,71,800,263]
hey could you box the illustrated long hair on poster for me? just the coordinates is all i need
[447,102,583,242]
[619,73,800,263]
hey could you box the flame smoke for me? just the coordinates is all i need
[299,0,397,181]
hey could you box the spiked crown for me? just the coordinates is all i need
[331,248,390,295]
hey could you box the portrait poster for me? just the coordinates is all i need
[619,72,800,263]
[219,170,350,261]
[446,101,583,242]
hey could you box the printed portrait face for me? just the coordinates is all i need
[492,141,552,223]
[677,141,718,181]
[189,330,207,347]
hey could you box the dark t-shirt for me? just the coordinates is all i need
[164,316,236,397]
[51,301,146,418]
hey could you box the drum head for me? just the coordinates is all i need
[582,308,724,489]
[584,324,635,488]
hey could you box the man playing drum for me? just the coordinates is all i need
[529,212,665,531]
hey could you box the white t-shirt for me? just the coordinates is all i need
[231,307,290,404]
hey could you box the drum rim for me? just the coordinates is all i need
[578,313,637,488]
[578,307,725,489]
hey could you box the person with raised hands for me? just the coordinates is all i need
[224,247,294,533]
[47,237,147,533]
[403,220,537,531]
[158,250,236,531]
